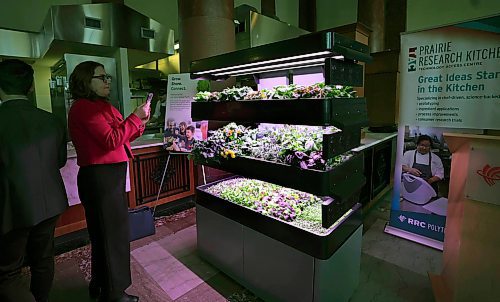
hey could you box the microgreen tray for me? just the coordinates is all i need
[196,179,362,260]
[194,152,366,201]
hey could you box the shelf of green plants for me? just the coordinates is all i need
[193,152,365,203]
[191,97,367,128]
[192,97,367,158]
[196,177,362,260]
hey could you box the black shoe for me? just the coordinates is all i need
[99,293,139,302]
[89,280,101,299]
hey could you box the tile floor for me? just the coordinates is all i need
[46,191,442,301]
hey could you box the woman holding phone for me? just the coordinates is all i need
[68,61,150,302]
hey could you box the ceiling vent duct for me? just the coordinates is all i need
[234,5,309,50]
[0,3,174,67]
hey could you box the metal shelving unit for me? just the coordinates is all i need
[190,29,372,302]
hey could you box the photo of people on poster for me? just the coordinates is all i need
[399,130,448,216]
[162,73,208,153]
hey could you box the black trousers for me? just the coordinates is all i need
[77,162,131,299]
[0,215,59,302]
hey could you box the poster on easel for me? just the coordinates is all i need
[163,73,208,152]
[385,21,500,249]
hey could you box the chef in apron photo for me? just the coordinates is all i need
[402,134,445,195]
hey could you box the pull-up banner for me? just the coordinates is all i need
[386,23,500,249]
[400,26,500,129]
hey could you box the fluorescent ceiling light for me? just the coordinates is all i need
[174,43,180,50]
[194,51,331,75]
[213,58,325,76]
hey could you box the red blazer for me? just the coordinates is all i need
[68,98,144,167]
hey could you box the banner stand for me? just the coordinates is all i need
[386,22,500,248]
[384,223,443,251]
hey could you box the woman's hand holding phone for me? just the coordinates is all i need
[144,93,153,113]
[133,93,153,124]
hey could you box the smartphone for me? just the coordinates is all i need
[144,92,153,112]
[146,92,154,105]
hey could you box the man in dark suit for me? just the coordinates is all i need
[0,59,68,302]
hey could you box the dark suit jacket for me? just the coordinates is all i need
[0,99,68,235]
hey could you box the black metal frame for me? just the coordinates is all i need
[324,58,364,87]
[190,31,371,81]
[192,98,367,127]
[190,28,371,250]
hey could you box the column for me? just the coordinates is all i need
[178,0,236,185]
[178,0,235,73]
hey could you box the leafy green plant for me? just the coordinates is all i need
[297,202,322,223]
[196,80,210,92]
[206,178,322,223]
[219,86,253,102]
[192,123,350,171]
[192,83,356,102]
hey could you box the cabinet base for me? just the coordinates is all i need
[196,204,362,302]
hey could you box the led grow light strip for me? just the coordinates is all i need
[213,58,326,76]
[228,63,325,77]
[194,51,334,75]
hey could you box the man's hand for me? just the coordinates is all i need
[427,176,440,184]
[407,167,422,176]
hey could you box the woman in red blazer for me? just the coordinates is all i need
[68,61,149,302]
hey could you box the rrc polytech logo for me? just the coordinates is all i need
[408,47,417,72]
[476,164,500,186]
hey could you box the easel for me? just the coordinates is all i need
[154,151,204,215]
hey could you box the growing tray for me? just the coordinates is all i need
[196,180,363,260]
[323,124,362,159]
[194,152,366,201]
[191,97,368,128]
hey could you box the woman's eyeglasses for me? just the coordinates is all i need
[92,74,112,83]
